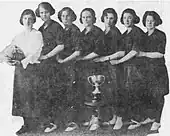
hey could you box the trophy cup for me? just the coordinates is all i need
[84,75,105,130]
[86,75,105,106]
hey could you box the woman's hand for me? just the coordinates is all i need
[57,58,65,63]
[110,60,119,65]
[93,57,108,62]
[56,55,64,63]
[39,55,48,60]
[137,51,146,57]
[7,60,21,66]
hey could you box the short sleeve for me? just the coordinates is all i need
[157,32,166,54]
[132,35,139,51]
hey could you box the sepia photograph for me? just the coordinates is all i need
[0,0,169,136]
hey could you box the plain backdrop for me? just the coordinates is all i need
[0,0,169,136]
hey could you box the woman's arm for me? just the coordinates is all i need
[93,51,125,62]
[59,51,80,63]
[138,51,164,58]
[118,50,137,63]
[110,50,137,65]
[81,52,99,61]
[44,44,64,59]
[108,51,125,60]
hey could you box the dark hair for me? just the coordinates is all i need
[101,8,118,25]
[142,11,162,27]
[120,8,140,24]
[79,8,96,24]
[58,7,77,22]
[20,9,36,25]
[35,2,55,17]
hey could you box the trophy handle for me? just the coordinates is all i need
[88,76,95,86]
[99,75,105,86]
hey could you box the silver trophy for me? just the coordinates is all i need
[87,75,105,105]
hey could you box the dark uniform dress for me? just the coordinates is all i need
[99,26,123,121]
[143,29,169,123]
[56,24,82,124]
[75,25,106,122]
[38,20,65,124]
[120,25,146,121]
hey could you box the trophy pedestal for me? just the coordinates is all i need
[84,97,105,130]
[84,93,104,131]
[84,99,105,118]
[85,75,105,131]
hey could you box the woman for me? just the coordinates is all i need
[76,8,106,131]
[35,2,64,133]
[110,8,146,129]
[57,7,81,132]
[94,8,124,130]
[1,9,43,135]
[138,11,169,133]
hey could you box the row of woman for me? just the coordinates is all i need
[0,2,168,135]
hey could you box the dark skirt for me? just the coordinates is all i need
[57,60,76,107]
[141,62,169,122]
[12,63,41,118]
[37,58,76,123]
[123,63,147,95]
[146,63,169,97]
[122,63,147,120]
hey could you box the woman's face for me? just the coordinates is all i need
[104,13,115,27]
[145,15,155,30]
[39,6,51,22]
[123,12,134,28]
[61,10,72,26]
[22,14,34,28]
[81,10,93,27]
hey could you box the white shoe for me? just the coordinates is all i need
[83,115,97,126]
[150,122,161,131]
[89,123,100,131]
[141,118,155,125]
[44,123,57,133]
[89,116,99,131]
[128,119,141,130]
[113,116,123,130]
[65,122,78,132]
[109,115,117,125]
[82,115,95,126]
[82,121,90,126]
[102,115,117,126]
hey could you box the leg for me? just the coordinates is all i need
[64,82,85,132]
[16,117,31,135]
[112,88,127,130]
[150,95,165,131]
